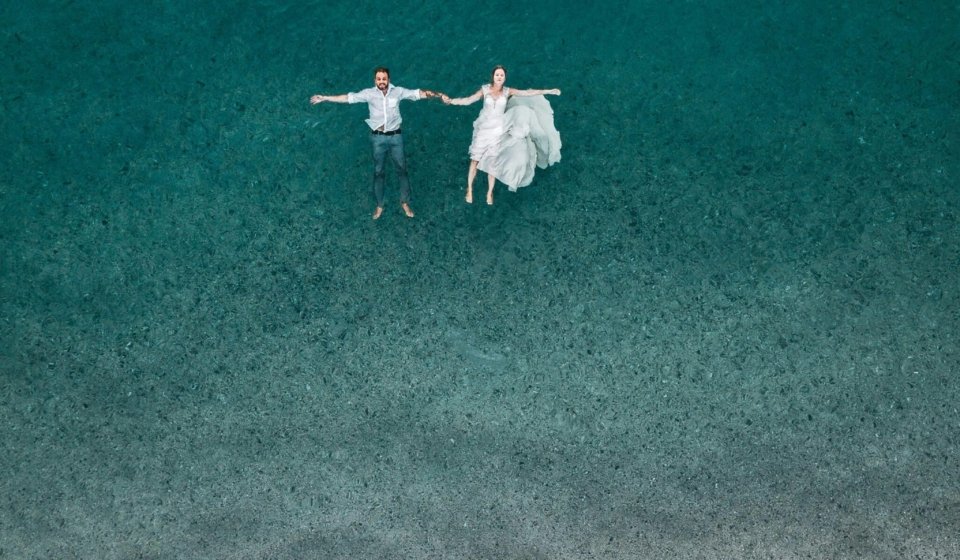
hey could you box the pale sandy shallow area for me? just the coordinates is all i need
[1,2,958,558]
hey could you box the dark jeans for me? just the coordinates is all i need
[371,132,410,207]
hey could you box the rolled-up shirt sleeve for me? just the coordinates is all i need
[347,89,375,104]
[394,87,422,101]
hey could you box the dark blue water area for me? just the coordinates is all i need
[1,1,958,558]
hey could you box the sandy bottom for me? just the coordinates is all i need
[1,2,958,558]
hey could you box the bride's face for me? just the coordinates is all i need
[492,68,506,86]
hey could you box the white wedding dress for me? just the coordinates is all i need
[469,84,561,191]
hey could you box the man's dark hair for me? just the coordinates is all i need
[373,66,390,78]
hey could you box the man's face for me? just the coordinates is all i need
[375,72,390,92]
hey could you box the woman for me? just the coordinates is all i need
[442,66,562,205]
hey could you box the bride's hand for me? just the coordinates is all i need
[551,89,561,96]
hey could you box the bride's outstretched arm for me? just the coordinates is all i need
[509,88,561,97]
[310,94,350,104]
[441,90,483,106]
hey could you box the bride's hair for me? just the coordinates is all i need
[490,65,506,85]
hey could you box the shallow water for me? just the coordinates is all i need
[1,1,958,558]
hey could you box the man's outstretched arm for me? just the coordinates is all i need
[310,94,350,104]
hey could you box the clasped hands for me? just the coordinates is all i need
[426,91,455,105]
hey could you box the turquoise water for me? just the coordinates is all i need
[1,2,958,558]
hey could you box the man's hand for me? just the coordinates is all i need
[310,94,324,104]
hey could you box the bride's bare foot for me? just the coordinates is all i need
[465,190,473,204]
[486,191,493,205]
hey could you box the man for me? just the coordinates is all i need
[310,67,442,219]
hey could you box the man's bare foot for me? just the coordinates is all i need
[486,192,494,205]
[465,190,473,204]
[372,206,384,220]
[401,202,414,218]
